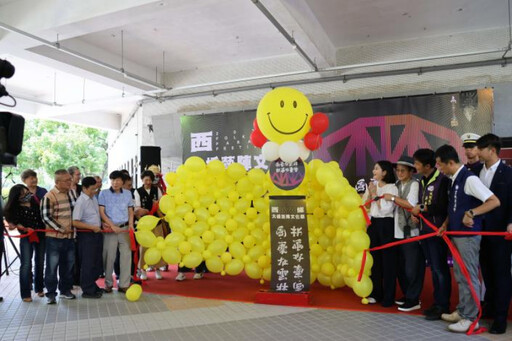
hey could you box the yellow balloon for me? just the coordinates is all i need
[225,259,244,276]
[185,156,206,172]
[183,252,203,268]
[325,180,344,200]
[245,262,263,279]
[331,271,346,288]
[164,232,184,247]
[188,236,205,253]
[229,242,246,259]
[226,163,246,181]
[341,190,363,211]
[247,168,266,184]
[136,230,157,248]
[168,217,186,233]
[164,172,178,187]
[184,212,197,226]
[262,267,271,281]
[256,87,312,144]
[321,262,335,276]
[144,247,162,266]
[162,247,181,264]
[178,241,192,255]
[201,230,215,244]
[125,284,142,302]
[347,209,367,231]
[317,273,332,287]
[137,215,160,231]
[257,255,270,268]
[353,275,373,298]
[207,159,225,175]
[205,256,223,273]
[221,252,232,264]
[316,164,336,186]
[232,227,248,242]
[350,230,371,251]
[159,195,175,215]
[156,240,166,251]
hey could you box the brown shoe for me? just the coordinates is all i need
[117,287,129,293]
[103,286,113,293]
[22,297,33,302]
[37,292,45,298]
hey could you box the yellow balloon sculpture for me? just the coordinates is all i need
[134,157,373,300]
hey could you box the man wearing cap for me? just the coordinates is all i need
[382,156,424,312]
[410,149,452,320]
[461,133,483,175]
[476,134,512,334]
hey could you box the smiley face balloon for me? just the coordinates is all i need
[256,88,313,144]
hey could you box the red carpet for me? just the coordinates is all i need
[104,266,512,319]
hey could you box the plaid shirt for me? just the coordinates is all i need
[40,187,74,239]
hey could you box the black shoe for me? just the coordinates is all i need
[398,300,421,312]
[47,296,57,305]
[59,292,76,299]
[489,321,507,334]
[424,306,447,320]
[381,301,394,308]
[99,274,105,278]
[422,304,437,316]
[394,296,406,306]
[82,292,102,299]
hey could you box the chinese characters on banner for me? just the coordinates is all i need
[181,112,267,170]
[269,159,306,190]
[269,196,310,293]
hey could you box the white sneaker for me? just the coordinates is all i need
[441,310,461,323]
[193,272,204,280]
[159,266,168,272]
[175,272,186,281]
[367,297,377,304]
[146,267,154,272]
[155,269,163,280]
[140,270,147,280]
[448,319,479,333]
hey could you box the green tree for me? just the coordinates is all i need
[2,119,108,190]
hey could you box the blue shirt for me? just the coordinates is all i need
[98,188,134,225]
[73,192,101,227]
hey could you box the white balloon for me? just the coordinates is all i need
[262,142,280,161]
[279,141,300,163]
[297,140,310,161]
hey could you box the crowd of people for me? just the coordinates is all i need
[356,133,511,334]
[1,132,511,335]
[2,166,206,305]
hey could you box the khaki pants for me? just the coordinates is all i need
[103,230,131,288]
[139,221,167,269]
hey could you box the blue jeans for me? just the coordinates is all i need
[44,237,75,298]
[421,236,451,310]
[19,237,46,299]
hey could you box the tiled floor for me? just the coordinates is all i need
[1,250,510,340]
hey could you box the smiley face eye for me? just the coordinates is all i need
[293,101,297,108]
[280,100,284,108]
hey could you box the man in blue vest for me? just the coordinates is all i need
[411,149,451,320]
[434,145,500,333]
[476,134,512,334]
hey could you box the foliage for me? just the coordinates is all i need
[2,119,108,190]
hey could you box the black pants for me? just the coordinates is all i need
[73,239,80,286]
[78,233,103,295]
[368,217,397,305]
[480,236,512,324]
[179,261,207,273]
[421,235,451,310]
[397,240,425,302]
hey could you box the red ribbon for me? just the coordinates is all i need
[357,196,512,335]
[148,201,160,216]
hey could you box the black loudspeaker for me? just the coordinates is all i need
[140,146,161,172]
[0,112,25,160]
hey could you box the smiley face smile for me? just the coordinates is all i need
[267,112,309,135]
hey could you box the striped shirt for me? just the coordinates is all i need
[40,187,74,239]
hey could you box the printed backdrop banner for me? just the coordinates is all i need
[180,89,493,184]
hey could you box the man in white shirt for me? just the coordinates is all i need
[476,134,512,334]
[434,145,500,333]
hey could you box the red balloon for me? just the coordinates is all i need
[253,118,260,131]
[250,130,267,148]
[304,132,322,151]
[310,112,329,134]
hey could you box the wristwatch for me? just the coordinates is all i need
[391,196,395,202]
[419,204,425,212]
[468,209,475,218]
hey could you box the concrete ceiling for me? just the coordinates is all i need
[0,0,511,130]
